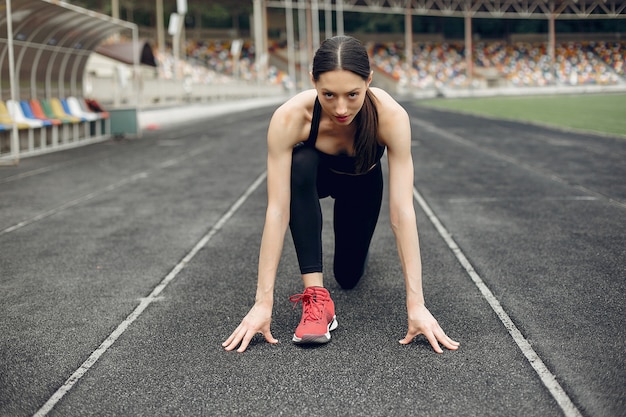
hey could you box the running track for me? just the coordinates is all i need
[0,98,624,417]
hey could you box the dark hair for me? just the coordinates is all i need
[312,36,379,174]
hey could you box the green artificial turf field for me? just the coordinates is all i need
[418,94,626,137]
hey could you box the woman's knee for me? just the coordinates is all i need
[334,270,363,290]
[333,256,368,290]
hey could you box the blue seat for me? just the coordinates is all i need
[20,100,52,127]
[61,98,86,122]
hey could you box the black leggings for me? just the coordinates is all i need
[289,146,383,289]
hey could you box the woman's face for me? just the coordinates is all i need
[313,69,371,126]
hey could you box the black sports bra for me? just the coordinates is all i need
[303,97,385,175]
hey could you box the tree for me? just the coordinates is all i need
[65,1,252,30]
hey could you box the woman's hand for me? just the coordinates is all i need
[399,303,460,353]
[222,303,278,353]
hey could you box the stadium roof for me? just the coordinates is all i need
[95,41,157,67]
[0,0,137,99]
[266,0,626,19]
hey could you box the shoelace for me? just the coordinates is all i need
[289,292,325,323]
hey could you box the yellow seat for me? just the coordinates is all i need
[50,98,81,123]
[0,100,31,129]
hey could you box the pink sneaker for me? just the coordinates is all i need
[289,286,338,344]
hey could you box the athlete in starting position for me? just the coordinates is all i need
[223,36,459,353]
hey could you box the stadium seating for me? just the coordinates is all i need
[0,101,30,129]
[368,40,626,88]
[66,97,99,121]
[49,98,82,123]
[6,100,46,128]
[0,100,50,154]
[1,97,111,155]
[19,101,53,127]
[83,98,110,118]
[30,99,66,125]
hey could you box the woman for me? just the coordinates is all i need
[223,36,459,353]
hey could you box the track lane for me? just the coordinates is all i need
[1,103,622,416]
[406,102,625,417]
[0,109,271,416]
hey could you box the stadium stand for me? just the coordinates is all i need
[154,39,291,88]
[368,40,626,89]
[3,1,624,162]
[179,37,623,91]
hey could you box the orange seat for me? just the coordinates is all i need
[30,99,62,125]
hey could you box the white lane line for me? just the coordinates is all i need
[0,129,211,184]
[0,143,216,238]
[0,172,149,237]
[0,155,105,184]
[0,165,68,184]
[413,187,582,417]
[33,170,267,417]
[447,196,598,204]
[411,118,625,210]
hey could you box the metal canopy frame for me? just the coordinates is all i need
[266,0,626,19]
[257,0,626,92]
[0,0,139,164]
[0,0,138,101]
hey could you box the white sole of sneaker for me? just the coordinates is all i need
[292,316,338,344]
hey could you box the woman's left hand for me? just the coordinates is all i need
[399,303,460,353]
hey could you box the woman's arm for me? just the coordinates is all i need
[222,94,312,352]
[374,89,459,353]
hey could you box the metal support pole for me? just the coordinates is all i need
[404,3,412,74]
[549,14,556,85]
[111,0,120,41]
[6,0,19,164]
[306,1,313,61]
[262,0,269,82]
[298,0,309,88]
[465,14,473,85]
[253,0,265,82]
[285,0,297,95]
[336,0,344,36]
[171,13,184,80]
[112,0,119,19]
[132,25,141,109]
[311,0,320,52]
[156,0,165,58]
[324,0,332,40]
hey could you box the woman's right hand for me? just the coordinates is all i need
[222,303,278,353]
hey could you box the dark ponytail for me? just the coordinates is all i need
[312,36,379,174]
[354,89,378,173]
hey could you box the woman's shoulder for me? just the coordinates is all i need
[370,87,407,116]
[273,89,317,120]
[369,88,410,148]
[268,90,317,146]
[369,87,409,127]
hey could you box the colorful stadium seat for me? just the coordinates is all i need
[6,100,45,128]
[20,101,53,126]
[66,97,99,121]
[0,100,30,129]
[30,99,66,125]
[49,98,81,123]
